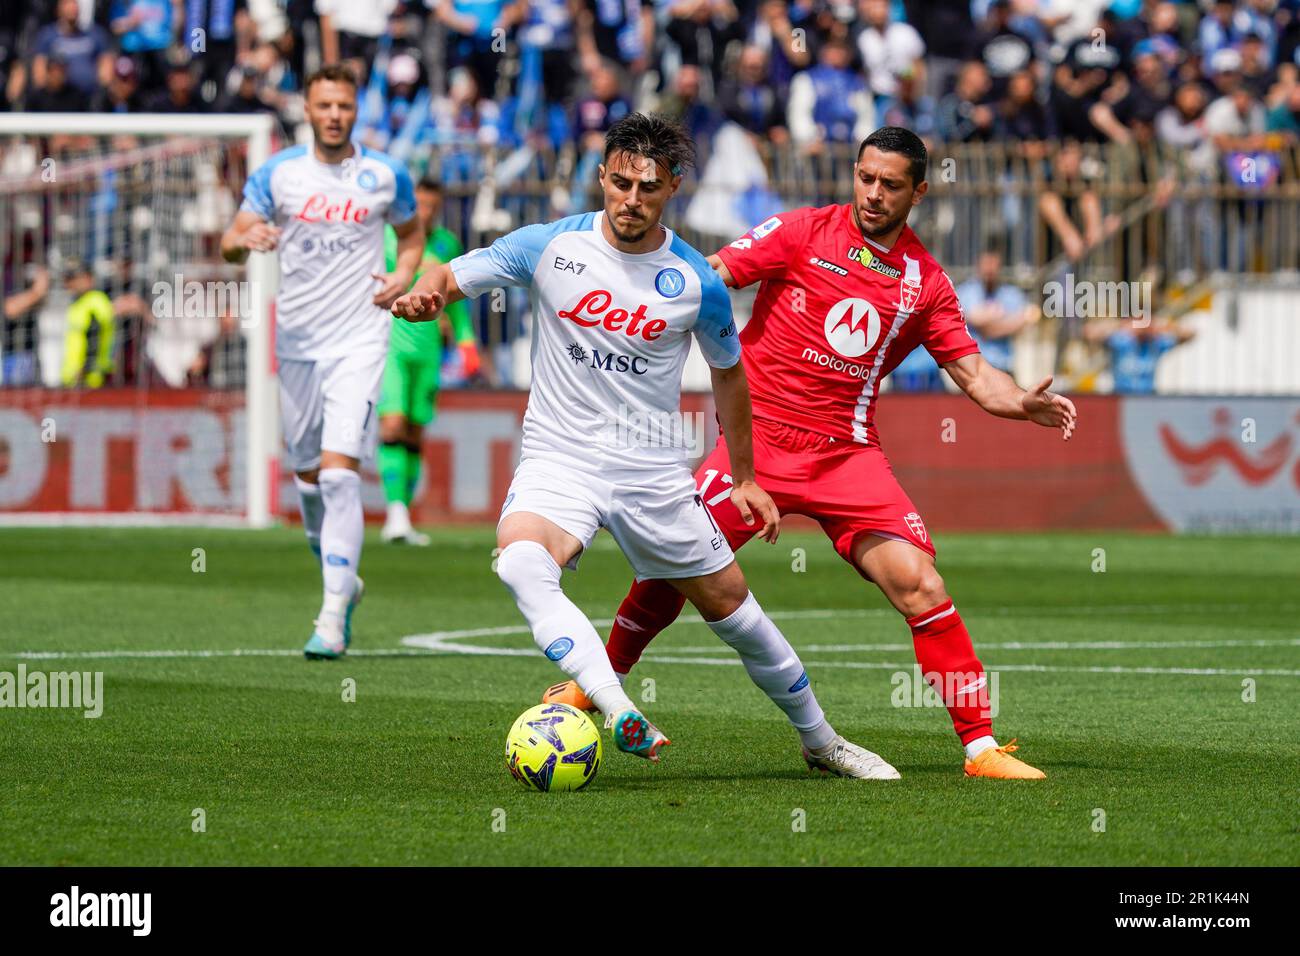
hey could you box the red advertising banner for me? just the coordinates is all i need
[2,389,1297,532]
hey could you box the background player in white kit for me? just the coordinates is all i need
[392,114,896,776]
[221,64,424,659]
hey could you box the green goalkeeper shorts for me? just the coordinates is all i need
[377,351,441,426]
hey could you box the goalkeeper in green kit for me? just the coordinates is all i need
[378,177,480,545]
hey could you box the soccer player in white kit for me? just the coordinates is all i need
[392,114,897,776]
[221,65,424,659]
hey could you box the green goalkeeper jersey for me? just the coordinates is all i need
[385,225,475,359]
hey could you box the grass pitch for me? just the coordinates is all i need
[1,526,1296,866]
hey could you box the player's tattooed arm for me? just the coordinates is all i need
[943,352,1078,441]
[220,211,281,265]
[709,362,781,542]
[390,263,466,322]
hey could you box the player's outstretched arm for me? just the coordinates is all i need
[706,254,739,288]
[390,262,466,323]
[220,211,280,265]
[709,361,781,542]
[943,352,1077,440]
[372,216,425,309]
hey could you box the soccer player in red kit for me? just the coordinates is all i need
[544,127,1077,778]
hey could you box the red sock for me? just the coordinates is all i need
[906,600,993,745]
[606,578,687,674]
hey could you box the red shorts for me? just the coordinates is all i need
[694,418,936,570]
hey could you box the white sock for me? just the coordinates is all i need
[317,468,363,618]
[965,735,999,760]
[386,500,409,525]
[496,540,636,716]
[294,475,325,563]
[707,592,836,750]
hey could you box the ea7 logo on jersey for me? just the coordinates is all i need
[553,256,587,275]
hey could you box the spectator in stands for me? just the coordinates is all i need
[855,0,926,103]
[518,0,580,103]
[28,55,87,112]
[96,56,146,113]
[997,67,1055,144]
[576,0,653,77]
[955,245,1037,374]
[747,0,813,96]
[657,63,721,143]
[187,307,246,390]
[1205,72,1268,153]
[1085,313,1195,395]
[572,59,632,149]
[108,0,178,93]
[788,37,875,152]
[435,0,524,99]
[33,0,113,99]
[1198,0,1245,63]
[937,60,995,142]
[878,67,938,144]
[1089,42,1173,145]
[664,1,743,91]
[1238,31,1276,99]
[1,264,50,387]
[316,0,398,87]
[1049,26,1123,142]
[972,0,1036,100]
[216,64,279,116]
[1039,140,1106,262]
[901,0,973,99]
[1157,81,1211,156]
[186,0,242,102]
[1265,72,1300,139]
[146,61,201,113]
[428,67,501,182]
[60,260,115,389]
[0,1,25,111]
[718,45,788,145]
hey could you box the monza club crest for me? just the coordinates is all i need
[904,511,928,543]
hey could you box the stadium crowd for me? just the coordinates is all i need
[3,2,1300,158]
[3,0,1298,393]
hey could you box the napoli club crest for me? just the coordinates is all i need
[904,511,928,543]
[655,268,685,298]
[357,169,379,191]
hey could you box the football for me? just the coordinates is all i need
[505,703,603,792]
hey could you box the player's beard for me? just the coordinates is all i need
[855,204,907,241]
[610,212,654,244]
[312,119,355,157]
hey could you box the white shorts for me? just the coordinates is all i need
[499,456,735,581]
[278,351,386,472]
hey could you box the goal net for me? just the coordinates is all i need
[0,113,278,527]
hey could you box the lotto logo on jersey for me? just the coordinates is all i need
[294,193,372,224]
[557,289,669,341]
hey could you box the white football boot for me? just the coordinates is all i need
[803,736,901,780]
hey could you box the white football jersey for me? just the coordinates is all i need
[450,211,741,474]
[241,144,416,361]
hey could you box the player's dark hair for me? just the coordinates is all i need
[857,126,928,187]
[416,175,443,194]
[602,112,696,179]
[304,63,358,93]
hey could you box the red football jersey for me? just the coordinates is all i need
[715,203,979,445]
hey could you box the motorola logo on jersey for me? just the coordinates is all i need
[557,289,670,341]
[823,297,882,358]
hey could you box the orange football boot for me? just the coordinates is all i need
[541,679,596,712]
[963,739,1046,779]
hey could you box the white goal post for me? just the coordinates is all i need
[0,112,279,527]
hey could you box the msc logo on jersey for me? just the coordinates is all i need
[356,169,379,191]
[823,297,882,359]
[655,267,685,298]
[563,342,648,375]
[847,246,903,280]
